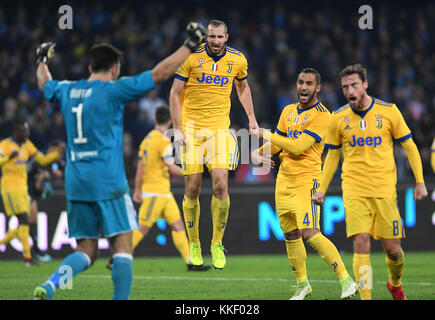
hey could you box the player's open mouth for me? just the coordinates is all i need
[300,93,309,99]
[349,96,357,102]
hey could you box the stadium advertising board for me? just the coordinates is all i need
[0,183,434,259]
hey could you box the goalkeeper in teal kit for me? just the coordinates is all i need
[33,22,207,300]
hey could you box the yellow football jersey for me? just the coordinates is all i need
[325,97,412,198]
[0,137,56,194]
[275,100,330,184]
[138,129,173,195]
[174,43,248,130]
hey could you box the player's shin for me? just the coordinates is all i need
[42,251,91,298]
[307,233,348,280]
[172,230,190,263]
[385,249,405,287]
[182,195,200,244]
[211,195,230,244]
[353,253,372,300]
[112,253,133,300]
[285,237,308,282]
[17,225,31,260]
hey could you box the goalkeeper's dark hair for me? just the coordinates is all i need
[89,43,124,73]
[300,68,321,85]
[155,106,171,125]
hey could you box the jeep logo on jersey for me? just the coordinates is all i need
[288,129,302,139]
[349,135,382,148]
[196,73,229,86]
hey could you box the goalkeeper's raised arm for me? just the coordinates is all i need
[36,22,207,91]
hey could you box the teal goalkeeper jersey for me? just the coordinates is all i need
[43,70,155,201]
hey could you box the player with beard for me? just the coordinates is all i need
[170,20,258,269]
[252,68,357,300]
[312,64,427,300]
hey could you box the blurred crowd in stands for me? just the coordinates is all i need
[0,1,433,183]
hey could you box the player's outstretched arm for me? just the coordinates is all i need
[312,148,341,205]
[254,129,316,156]
[400,138,428,201]
[234,79,258,134]
[36,63,53,92]
[151,22,207,84]
[35,42,55,91]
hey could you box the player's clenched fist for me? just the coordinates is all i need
[36,42,56,66]
[183,22,208,52]
[311,192,325,205]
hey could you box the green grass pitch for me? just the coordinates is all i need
[0,252,434,300]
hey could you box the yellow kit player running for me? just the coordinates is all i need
[0,120,64,266]
[169,20,258,269]
[107,107,210,271]
[312,64,428,300]
[252,68,357,300]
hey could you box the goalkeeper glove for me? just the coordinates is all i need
[36,42,56,66]
[183,22,207,52]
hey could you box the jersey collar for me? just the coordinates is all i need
[350,96,374,118]
[10,136,24,147]
[205,44,227,63]
[296,100,320,115]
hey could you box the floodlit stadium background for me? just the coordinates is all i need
[0,0,434,258]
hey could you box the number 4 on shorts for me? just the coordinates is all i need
[303,212,310,226]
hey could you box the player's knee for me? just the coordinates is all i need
[284,230,301,241]
[301,228,319,241]
[185,182,201,199]
[212,180,228,199]
[383,241,402,260]
[352,233,371,253]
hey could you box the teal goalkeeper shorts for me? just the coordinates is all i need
[66,193,138,239]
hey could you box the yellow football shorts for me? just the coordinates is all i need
[1,192,30,216]
[178,128,239,175]
[343,197,404,240]
[138,193,181,228]
[275,178,320,233]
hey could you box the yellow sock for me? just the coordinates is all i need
[132,229,144,250]
[307,233,348,281]
[0,228,18,245]
[182,195,200,244]
[17,225,31,260]
[285,237,307,282]
[353,253,372,300]
[211,195,230,244]
[172,230,190,264]
[386,249,405,287]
